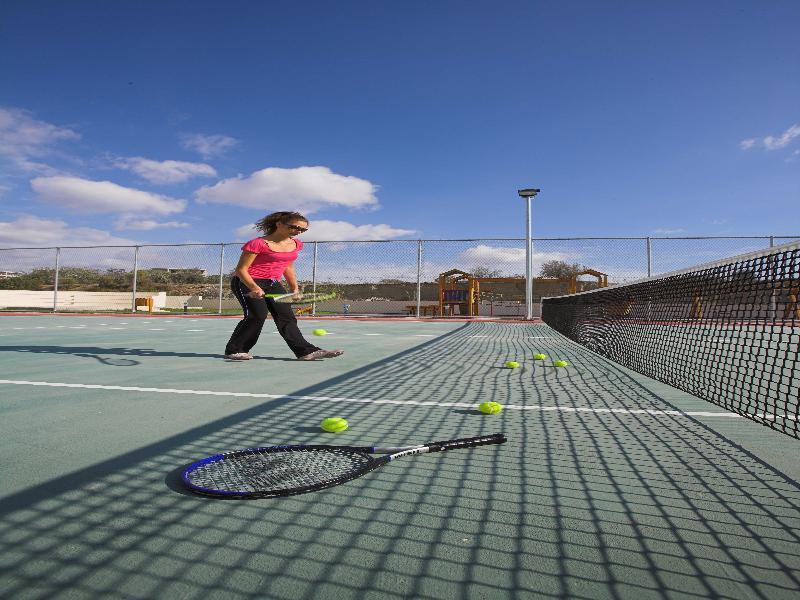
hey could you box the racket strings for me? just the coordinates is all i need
[186,448,375,495]
[273,292,336,304]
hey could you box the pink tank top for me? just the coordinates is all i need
[241,237,304,279]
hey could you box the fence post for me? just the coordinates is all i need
[218,243,225,315]
[131,246,139,314]
[53,247,60,313]
[646,237,652,277]
[311,242,318,316]
[416,240,423,318]
[769,236,775,248]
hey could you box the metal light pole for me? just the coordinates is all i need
[518,188,540,320]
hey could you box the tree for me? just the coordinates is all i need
[539,260,587,279]
[471,267,503,278]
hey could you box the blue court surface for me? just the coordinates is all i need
[1,314,799,599]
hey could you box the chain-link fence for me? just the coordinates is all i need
[1,236,798,317]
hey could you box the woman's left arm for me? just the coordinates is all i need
[284,263,300,294]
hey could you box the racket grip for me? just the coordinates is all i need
[426,433,507,453]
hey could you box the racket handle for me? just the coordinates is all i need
[426,433,507,453]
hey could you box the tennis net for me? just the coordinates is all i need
[542,241,800,438]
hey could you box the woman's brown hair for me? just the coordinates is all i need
[254,211,308,235]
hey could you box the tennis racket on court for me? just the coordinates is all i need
[182,433,507,499]
[264,291,337,305]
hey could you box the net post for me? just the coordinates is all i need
[311,242,318,317]
[415,240,423,318]
[217,243,225,315]
[53,247,60,313]
[131,245,139,314]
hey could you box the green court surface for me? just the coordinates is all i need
[1,314,799,599]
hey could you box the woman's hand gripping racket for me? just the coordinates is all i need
[264,291,337,305]
[182,433,507,498]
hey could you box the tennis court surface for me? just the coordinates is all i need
[0,311,799,599]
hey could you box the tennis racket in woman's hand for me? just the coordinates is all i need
[182,433,507,498]
[264,291,338,305]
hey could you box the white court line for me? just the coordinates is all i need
[0,378,757,418]
[186,329,205,332]
[363,333,383,336]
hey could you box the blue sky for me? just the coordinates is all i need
[0,0,798,249]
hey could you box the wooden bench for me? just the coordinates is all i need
[406,304,438,316]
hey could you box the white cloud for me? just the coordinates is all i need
[652,228,687,235]
[0,215,137,247]
[31,176,186,215]
[113,216,190,231]
[764,124,800,150]
[459,244,577,275]
[740,123,800,151]
[233,223,260,239]
[235,219,414,241]
[180,133,238,159]
[114,157,217,184]
[0,106,80,172]
[197,166,379,214]
[286,244,583,283]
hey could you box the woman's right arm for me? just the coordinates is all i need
[234,252,263,298]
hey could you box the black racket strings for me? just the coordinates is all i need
[186,447,376,494]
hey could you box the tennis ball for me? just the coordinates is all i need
[320,417,348,432]
[504,361,520,369]
[312,329,327,336]
[533,353,547,360]
[478,401,503,414]
[554,360,569,368]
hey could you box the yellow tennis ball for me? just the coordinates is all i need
[312,329,327,336]
[533,353,547,360]
[504,361,520,369]
[478,401,503,414]
[320,417,348,432]
[554,360,569,368]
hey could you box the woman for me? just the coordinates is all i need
[225,211,344,361]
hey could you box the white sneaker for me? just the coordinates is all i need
[225,352,253,360]
[298,349,344,361]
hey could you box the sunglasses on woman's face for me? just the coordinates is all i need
[286,224,308,233]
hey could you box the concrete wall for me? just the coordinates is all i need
[0,290,168,311]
